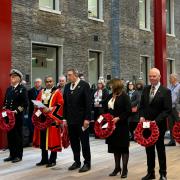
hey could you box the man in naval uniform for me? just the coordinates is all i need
[3,69,28,163]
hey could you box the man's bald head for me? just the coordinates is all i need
[149,68,161,86]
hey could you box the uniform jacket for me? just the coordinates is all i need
[4,84,28,116]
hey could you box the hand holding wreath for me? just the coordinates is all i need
[94,113,115,139]
[134,120,159,147]
[32,107,54,130]
[0,109,15,132]
[172,121,180,144]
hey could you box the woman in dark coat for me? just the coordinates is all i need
[127,82,141,141]
[103,79,131,178]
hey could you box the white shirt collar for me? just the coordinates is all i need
[152,82,160,90]
[151,82,160,95]
[13,83,19,89]
[70,78,80,90]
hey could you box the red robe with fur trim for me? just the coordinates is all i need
[33,89,64,152]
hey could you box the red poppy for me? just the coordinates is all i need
[0,109,15,132]
[134,121,159,147]
[172,121,180,144]
[32,108,54,130]
[94,113,115,139]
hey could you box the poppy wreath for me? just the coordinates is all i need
[61,121,70,149]
[32,108,54,130]
[172,121,180,144]
[134,121,159,147]
[94,113,115,139]
[0,109,15,132]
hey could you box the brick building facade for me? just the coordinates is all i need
[12,0,180,86]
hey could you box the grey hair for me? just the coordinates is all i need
[58,75,66,81]
[67,68,79,77]
[34,78,42,83]
[170,73,178,80]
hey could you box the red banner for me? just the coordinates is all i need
[0,0,12,148]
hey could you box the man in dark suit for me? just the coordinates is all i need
[28,78,42,144]
[139,68,172,180]
[63,69,91,173]
[3,69,28,163]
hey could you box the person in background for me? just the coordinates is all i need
[57,75,66,94]
[103,79,131,178]
[79,73,85,81]
[165,74,180,146]
[127,82,141,141]
[28,78,42,144]
[92,79,109,136]
[3,69,28,163]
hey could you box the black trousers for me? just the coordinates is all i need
[40,129,57,163]
[68,124,91,166]
[7,115,23,159]
[145,130,166,175]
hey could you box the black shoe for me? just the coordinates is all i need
[4,156,13,162]
[68,162,81,170]
[79,164,91,173]
[159,175,167,180]
[12,157,22,163]
[142,173,156,180]
[46,162,56,168]
[121,170,128,178]
[109,168,121,176]
[165,141,176,146]
[36,161,48,166]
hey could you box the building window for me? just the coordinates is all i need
[32,44,60,86]
[139,0,150,30]
[88,0,103,20]
[140,56,150,85]
[39,0,60,12]
[166,0,174,35]
[167,58,175,86]
[88,51,103,85]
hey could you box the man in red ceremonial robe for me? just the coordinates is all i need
[33,76,64,168]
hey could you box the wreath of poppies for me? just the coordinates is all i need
[0,109,15,132]
[32,108,54,130]
[134,121,159,147]
[172,121,180,144]
[61,122,70,149]
[94,113,115,139]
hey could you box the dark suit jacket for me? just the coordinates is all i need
[139,85,172,131]
[63,80,91,125]
[28,87,42,117]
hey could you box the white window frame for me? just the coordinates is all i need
[139,0,151,31]
[166,58,175,86]
[166,58,175,73]
[88,49,104,85]
[140,55,151,85]
[39,0,61,15]
[31,41,63,87]
[166,0,175,36]
[88,0,104,22]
